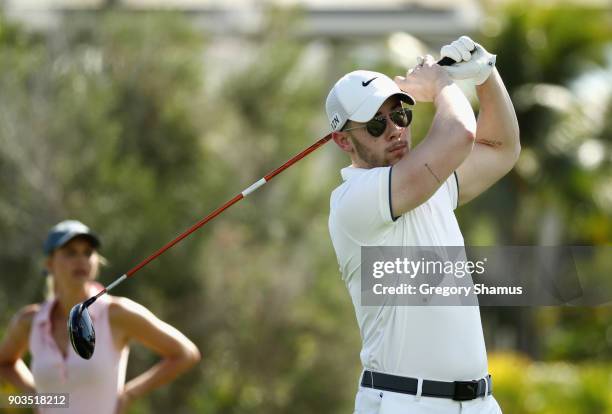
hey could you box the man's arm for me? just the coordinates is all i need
[456,68,521,205]
[392,56,476,216]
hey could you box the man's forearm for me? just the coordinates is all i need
[435,83,477,133]
[475,69,520,156]
[413,82,476,186]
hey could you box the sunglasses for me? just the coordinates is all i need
[344,107,413,137]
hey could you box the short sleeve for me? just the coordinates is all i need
[331,167,393,244]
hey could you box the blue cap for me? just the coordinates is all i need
[43,220,101,255]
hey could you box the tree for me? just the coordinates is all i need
[460,2,612,360]
[0,10,210,412]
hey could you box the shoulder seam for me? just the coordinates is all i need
[389,166,399,221]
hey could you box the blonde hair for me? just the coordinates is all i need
[45,273,55,301]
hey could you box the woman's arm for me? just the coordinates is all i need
[0,305,39,393]
[109,297,201,411]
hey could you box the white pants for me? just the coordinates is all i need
[354,385,503,414]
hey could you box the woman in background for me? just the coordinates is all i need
[0,220,201,414]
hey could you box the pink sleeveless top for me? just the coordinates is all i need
[29,284,129,414]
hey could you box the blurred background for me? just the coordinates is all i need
[0,0,610,413]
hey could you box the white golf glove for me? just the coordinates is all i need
[440,36,496,85]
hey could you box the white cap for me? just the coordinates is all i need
[325,70,415,132]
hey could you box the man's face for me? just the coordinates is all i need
[341,97,411,168]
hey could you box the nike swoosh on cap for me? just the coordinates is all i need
[362,77,377,87]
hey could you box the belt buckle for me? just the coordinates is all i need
[453,379,479,401]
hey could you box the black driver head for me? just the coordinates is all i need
[68,302,96,359]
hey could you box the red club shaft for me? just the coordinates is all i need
[124,133,333,279]
[93,56,454,298]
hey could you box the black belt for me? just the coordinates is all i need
[361,370,493,401]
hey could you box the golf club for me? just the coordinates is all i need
[68,133,332,359]
[69,55,460,359]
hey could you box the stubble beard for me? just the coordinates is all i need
[349,135,389,168]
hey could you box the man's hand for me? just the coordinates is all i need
[394,55,453,102]
[440,36,496,85]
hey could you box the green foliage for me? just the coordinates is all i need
[0,7,357,414]
[0,10,210,412]
[460,2,612,361]
[461,2,612,245]
[490,352,612,414]
[173,8,360,413]
[492,3,612,87]
[1,2,611,413]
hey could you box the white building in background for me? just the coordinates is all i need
[0,0,487,84]
[2,0,485,108]
[3,0,482,44]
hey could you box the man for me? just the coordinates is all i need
[326,36,520,413]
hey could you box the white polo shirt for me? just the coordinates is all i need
[328,166,488,381]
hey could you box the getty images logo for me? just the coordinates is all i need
[331,112,341,130]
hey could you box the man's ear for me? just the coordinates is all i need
[332,131,353,153]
